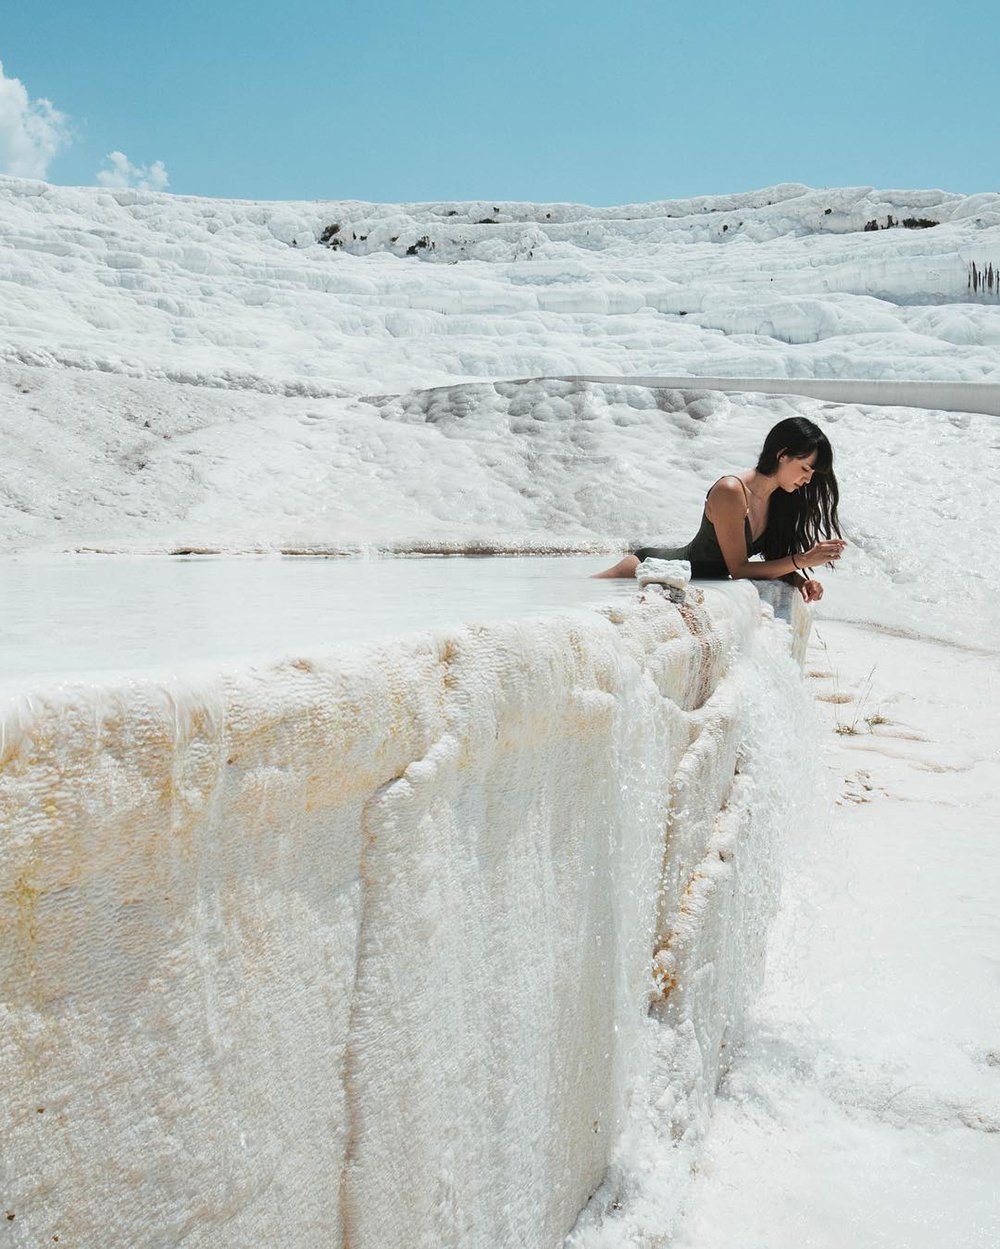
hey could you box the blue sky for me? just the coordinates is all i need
[1,0,997,203]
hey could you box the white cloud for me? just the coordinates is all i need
[96,150,169,192]
[0,59,71,178]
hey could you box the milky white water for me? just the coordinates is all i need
[0,554,634,688]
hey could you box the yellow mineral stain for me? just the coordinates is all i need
[651,943,678,1002]
[678,870,706,916]
[3,875,41,950]
[157,770,180,804]
[439,640,460,692]
[303,765,385,811]
[0,734,22,771]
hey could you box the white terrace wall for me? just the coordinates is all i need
[0,584,809,1248]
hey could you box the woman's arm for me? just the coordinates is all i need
[707,479,844,580]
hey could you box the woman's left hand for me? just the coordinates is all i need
[798,578,823,603]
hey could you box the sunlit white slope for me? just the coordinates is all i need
[2,177,999,394]
[670,622,1000,1249]
[3,365,996,648]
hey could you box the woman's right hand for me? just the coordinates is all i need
[800,539,847,568]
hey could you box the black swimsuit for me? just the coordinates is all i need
[634,476,767,579]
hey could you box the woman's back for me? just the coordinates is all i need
[635,476,766,579]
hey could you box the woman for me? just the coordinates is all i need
[594,416,845,602]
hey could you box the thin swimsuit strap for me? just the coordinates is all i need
[706,475,762,550]
[706,475,752,518]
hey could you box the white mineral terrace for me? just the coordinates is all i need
[0,565,810,1248]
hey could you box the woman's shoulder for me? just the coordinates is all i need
[705,474,749,506]
[706,474,747,495]
[704,475,750,525]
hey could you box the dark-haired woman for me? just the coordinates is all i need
[594,416,846,602]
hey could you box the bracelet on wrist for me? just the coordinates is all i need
[791,554,801,571]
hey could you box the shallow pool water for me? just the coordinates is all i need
[0,554,635,688]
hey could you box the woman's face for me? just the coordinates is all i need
[776,449,818,492]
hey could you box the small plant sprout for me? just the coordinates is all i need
[834,665,878,736]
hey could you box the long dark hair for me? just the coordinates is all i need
[757,417,842,561]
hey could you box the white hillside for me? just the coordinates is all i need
[2,177,999,396]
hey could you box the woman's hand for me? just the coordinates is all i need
[797,578,823,603]
[799,539,846,569]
